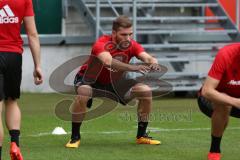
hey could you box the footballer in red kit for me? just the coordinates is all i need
[198,43,240,160]
[78,35,144,84]
[0,0,43,159]
[66,15,162,148]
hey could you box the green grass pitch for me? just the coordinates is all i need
[2,93,240,160]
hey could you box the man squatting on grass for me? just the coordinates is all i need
[66,15,162,148]
[198,43,240,160]
[0,0,43,159]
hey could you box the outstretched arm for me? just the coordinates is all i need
[136,52,160,71]
[136,52,158,64]
[202,76,240,108]
[23,16,43,85]
[97,51,150,74]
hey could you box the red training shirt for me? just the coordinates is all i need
[78,35,144,84]
[0,0,34,54]
[208,43,240,97]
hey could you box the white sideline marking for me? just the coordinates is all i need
[26,127,240,137]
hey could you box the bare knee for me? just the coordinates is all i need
[132,83,152,100]
[75,85,92,105]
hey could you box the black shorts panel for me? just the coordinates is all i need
[0,52,22,100]
[197,95,240,118]
[74,74,137,108]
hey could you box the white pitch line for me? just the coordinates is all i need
[26,127,240,138]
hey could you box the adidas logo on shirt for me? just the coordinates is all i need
[0,5,19,24]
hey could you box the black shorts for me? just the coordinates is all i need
[74,74,137,108]
[0,52,22,101]
[197,95,240,118]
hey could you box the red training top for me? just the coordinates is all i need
[0,0,34,54]
[78,35,144,84]
[208,43,240,97]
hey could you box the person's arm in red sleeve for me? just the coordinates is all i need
[202,50,240,108]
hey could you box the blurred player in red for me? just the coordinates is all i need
[197,43,240,160]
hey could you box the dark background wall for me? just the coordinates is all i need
[22,0,62,34]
